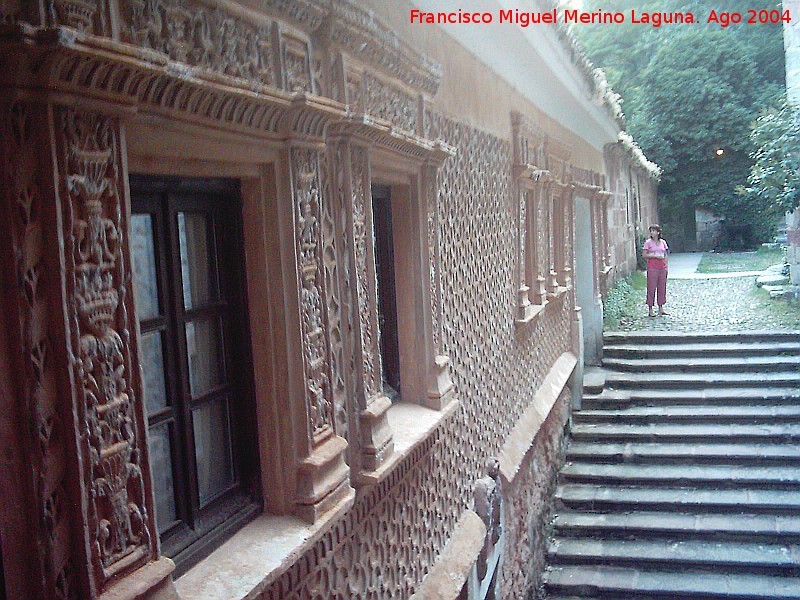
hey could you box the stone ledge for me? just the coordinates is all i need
[499,352,577,484]
[100,557,177,600]
[173,490,354,600]
[357,397,460,486]
[410,510,486,600]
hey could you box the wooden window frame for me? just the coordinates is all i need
[130,175,261,576]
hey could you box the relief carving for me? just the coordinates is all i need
[320,146,349,442]
[292,147,335,439]
[282,32,313,93]
[5,101,79,599]
[362,72,418,134]
[51,0,100,33]
[349,144,382,400]
[58,108,152,580]
[127,0,275,86]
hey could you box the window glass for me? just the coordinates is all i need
[178,212,216,310]
[131,214,160,320]
[185,318,225,397]
[140,331,168,413]
[148,422,177,532]
[193,398,235,505]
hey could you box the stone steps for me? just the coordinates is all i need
[551,511,800,543]
[602,355,800,373]
[566,441,800,465]
[545,565,800,599]
[603,341,800,359]
[548,538,800,575]
[543,331,800,599]
[575,404,800,424]
[582,387,800,410]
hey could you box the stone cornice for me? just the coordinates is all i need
[1,28,346,140]
[327,113,454,164]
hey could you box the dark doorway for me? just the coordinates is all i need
[371,185,401,399]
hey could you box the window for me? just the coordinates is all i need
[130,176,260,575]
[371,184,401,400]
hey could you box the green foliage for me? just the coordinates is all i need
[742,96,800,215]
[603,271,647,330]
[571,0,786,248]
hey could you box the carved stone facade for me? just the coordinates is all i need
[0,0,657,599]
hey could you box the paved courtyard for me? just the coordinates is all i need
[609,253,800,333]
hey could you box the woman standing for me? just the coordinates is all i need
[642,224,669,317]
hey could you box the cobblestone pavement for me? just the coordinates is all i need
[611,275,800,332]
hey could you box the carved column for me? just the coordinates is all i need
[422,159,454,409]
[515,183,532,320]
[1,100,177,599]
[345,141,394,474]
[54,106,180,597]
[285,143,353,521]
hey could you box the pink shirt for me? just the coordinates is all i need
[644,238,668,269]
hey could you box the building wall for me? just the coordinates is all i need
[0,1,657,599]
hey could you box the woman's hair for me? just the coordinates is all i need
[649,224,662,239]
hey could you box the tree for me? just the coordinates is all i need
[571,0,786,249]
[744,97,800,217]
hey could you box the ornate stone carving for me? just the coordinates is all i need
[362,72,418,134]
[126,0,275,87]
[349,144,383,401]
[282,31,313,93]
[328,139,359,464]
[321,145,350,444]
[57,107,152,581]
[51,0,100,33]
[291,146,335,440]
[4,101,80,599]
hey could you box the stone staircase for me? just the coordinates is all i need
[543,331,800,599]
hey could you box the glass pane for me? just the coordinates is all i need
[131,214,159,320]
[193,398,234,505]
[148,423,177,533]
[185,318,225,397]
[140,331,168,414]
[178,212,216,310]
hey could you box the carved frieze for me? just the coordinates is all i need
[362,72,418,134]
[126,0,275,87]
[57,107,153,582]
[291,147,335,440]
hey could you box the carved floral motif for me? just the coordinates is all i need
[58,108,151,579]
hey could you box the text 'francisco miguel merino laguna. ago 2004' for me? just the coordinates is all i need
[409,7,793,28]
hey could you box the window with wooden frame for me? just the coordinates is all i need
[129,176,260,575]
